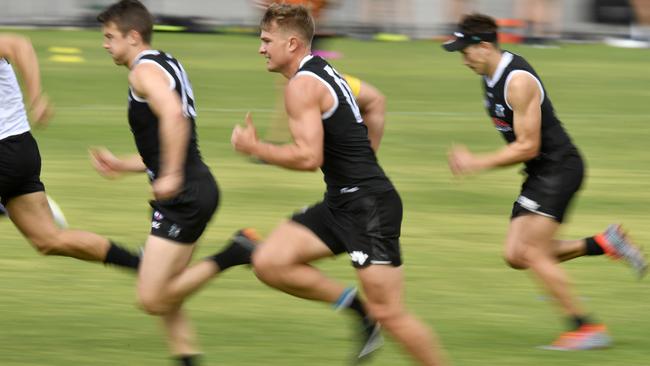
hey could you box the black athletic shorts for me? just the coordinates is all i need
[511,152,584,223]
[149,173,219,244]
[0,131,45,205]
[292,189,403,268]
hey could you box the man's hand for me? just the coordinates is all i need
[29,93,53,127]
[231,112,259,156]
[89,147,123,179]
[448,144,485,176]
[152,172,183,201]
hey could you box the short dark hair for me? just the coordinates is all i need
[459,13,499,41]
[97,0,153,44]
[260,3,315,45]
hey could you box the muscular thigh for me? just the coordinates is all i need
[6,191,59,242]
[138,236,195,296]
[505,214,561,258]
[356,265,404,315]
[291,200,347,255]
[255,220,334,265]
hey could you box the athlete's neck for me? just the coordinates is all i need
[127,45,153,69]
[283,50,312,79]
[485,49,505,79]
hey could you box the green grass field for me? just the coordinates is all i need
[1,29,649,366]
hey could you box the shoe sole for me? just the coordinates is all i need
[538,333,612,351]
[605,224,648,279]
[357,323,384,359]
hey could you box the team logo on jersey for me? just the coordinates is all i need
[153,211,164,221]
[494,104,506,118]
[492,118,512,132]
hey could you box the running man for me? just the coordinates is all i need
[95,1,257,364]
[0,33,140,270]
[442,13,647,350]
[232,4,447,365]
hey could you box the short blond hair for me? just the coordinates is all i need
[260,3,315,45]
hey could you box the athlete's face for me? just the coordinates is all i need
[258,22,293,73]
[460,44,489,75]
[102,22,131,66]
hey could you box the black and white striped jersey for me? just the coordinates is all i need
[482,51,579,171]
[127,50,209,181]
[295,55,393,198]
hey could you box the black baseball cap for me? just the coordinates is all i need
[442,30,498,52]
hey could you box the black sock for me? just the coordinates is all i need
[209,240,252,272]
[335,288,376,339]
[347,296,370,322]
[569,315,592,330]
[176,355,199,366]
[337,290,374,329]
[585,237,605,256]
[351,297,377,336]
[103,241,140,270]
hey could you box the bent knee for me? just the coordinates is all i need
[252,248,288,282]
[137,294,174,316]
[365,302,405,325]
[30,232,65,256]
[503,254,529,270]
[251,249,272,275]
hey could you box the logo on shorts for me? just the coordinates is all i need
[350,251,369,266]
[153,211,164,220]
[151,221,161,229]
[517,195,540,211]
[168,224,181,239]
[340,186,360,194]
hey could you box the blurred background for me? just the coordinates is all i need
[1,1,649,366]
[1,0,650,45]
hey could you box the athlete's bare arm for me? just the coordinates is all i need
[0,34,52,125]
[129,62,190,200]
[448,72,541,175]
[232,75,325,171]
[89,148,146,178]
[356,81,386,153]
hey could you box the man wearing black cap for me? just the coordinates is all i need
[443,13,647,351]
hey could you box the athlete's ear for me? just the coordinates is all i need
[126,29,142,46]
[477,41,493,57]
[288,35,300,52]
[479,41,497,52]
